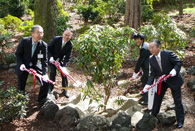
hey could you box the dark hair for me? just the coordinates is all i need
[31,25,43,33]
[150,39,161,47]
[133,33,145,41]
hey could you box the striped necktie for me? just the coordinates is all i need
[156,56,162,71]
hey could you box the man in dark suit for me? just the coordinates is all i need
[145,39,185,128]
[48,29,73,98]
[132,33,151,105]
[15,25,49,104]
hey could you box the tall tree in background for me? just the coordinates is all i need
[179,0,183,16]
[125,0,141,30]
[34,0,58,43]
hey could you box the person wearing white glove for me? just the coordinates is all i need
[132,72,138,79]
[48,29,73,98]
[143,84,150,93]
[15,25,49,105]
[133,33,151,105]
[42,75,49,82]
[169,69,176,77]
[147,39,184,128]
[20,64,26,71]
[49,57,54,63]
[61,67,69,75]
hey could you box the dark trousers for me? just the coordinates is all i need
[49,64,68,91]
[17,68,49,102]
[151,82,185,124]
[141,73,148,102]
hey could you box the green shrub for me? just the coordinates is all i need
[75,25,134,111]
[139,14,187,58]
[57,0,68,16]
[0,0,9,18]
[68,5,74,12]
[142,5,154,22]
[29,0,35,10]
[17,20,34,37]
[8,0,29,18]
[0,87,29,123]
[57,15,72,35]
[2,15,22,30]
[6,53,16,64]
[190,26,195,37]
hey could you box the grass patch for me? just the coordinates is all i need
[170,7,195,16]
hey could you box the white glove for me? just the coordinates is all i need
[20,64,26,71]
[42,75,49,82]
[61,67,69,75]
[49,57,54,63]
[169,69,176,77]
[143,84,150,93]
[132,72,138,79]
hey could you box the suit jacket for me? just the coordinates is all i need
[15,37,48,76]
[135,42,151,76]
[147,50,184,89]
[48,36,73,66]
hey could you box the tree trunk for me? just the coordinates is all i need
[179,0,183,16]
[125,0,141,30]
[34,0,57,43]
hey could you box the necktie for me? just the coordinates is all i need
[32,43,37,57]
[156,56,162,71]
[61,42,66,49]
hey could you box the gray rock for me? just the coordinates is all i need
[3,65,8,69]
[167,103,175,111]
[54,106,80,130]
[8,68,15,73]
[0,81,5,86]
[136,113,158,130]
[156,110,176,125]
[180,66,186,75]
[40,100,59,119]
[77,115,110,131]
[187,66,195,75]
[9,63,17,68]
[192,85,195,91]
[111,112,132,131]
[187,80,195,87]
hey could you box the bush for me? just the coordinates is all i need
[190,26,195,37]
[0,0,9,18]
[2,14,22,30]
[0,87,29,123]
[75,25,134,111]
[56,0,71,35]
[57,15,72,35]
[8,0,29,18]
[142,5,154,22]
[0,29,14,64]
[57,0,67,16]
[29,0,35,10]
[17,20,34,37]
[139,14,187,58]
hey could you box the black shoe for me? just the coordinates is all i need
[143,108,152,113]
[62,89,69,98]
[139,101,148,105]
[176,123,183,128]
